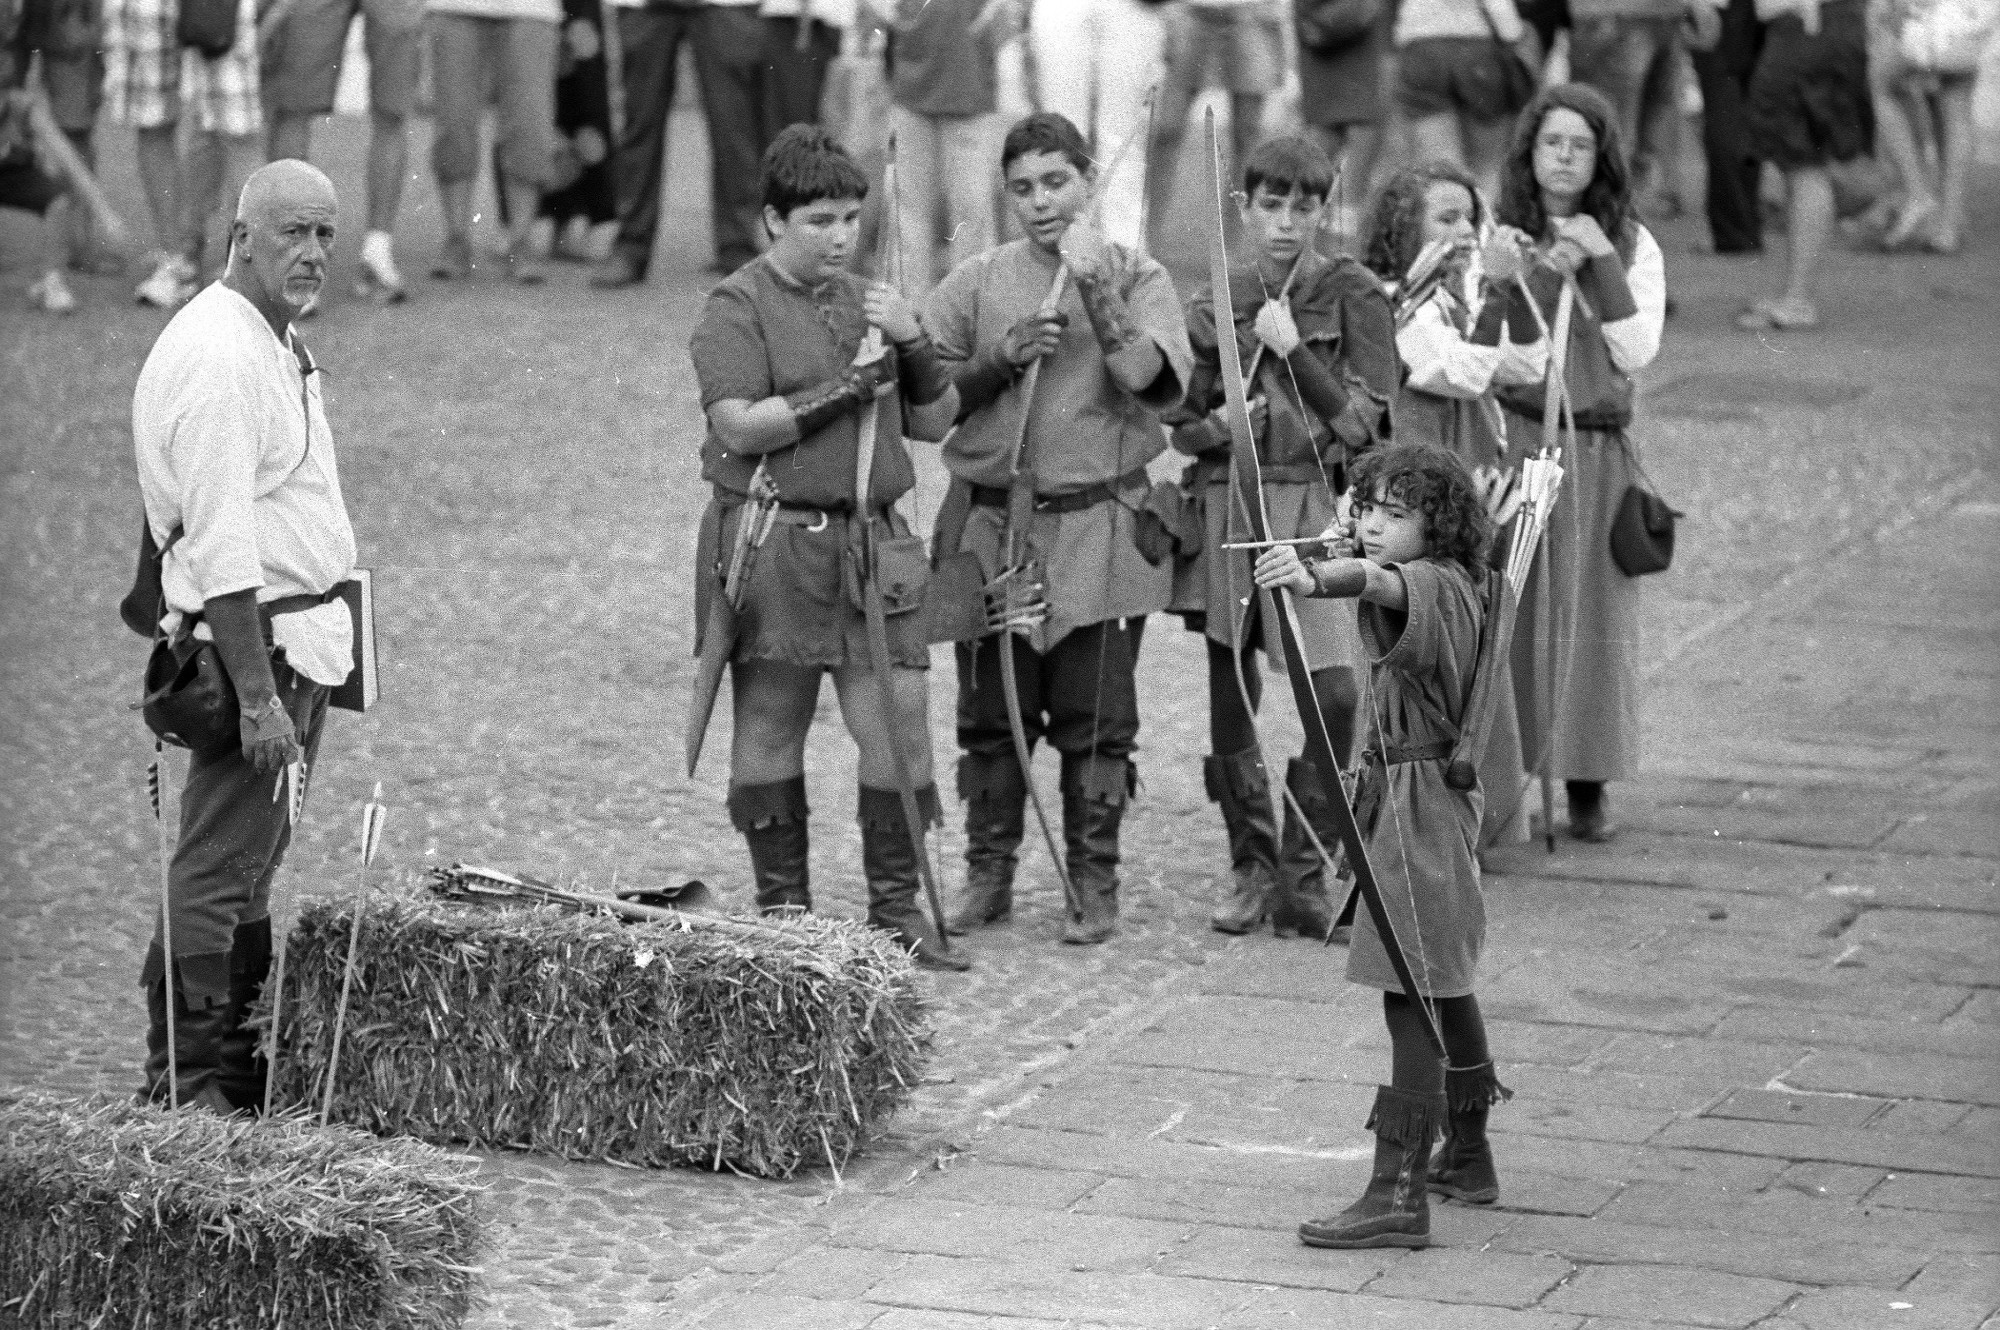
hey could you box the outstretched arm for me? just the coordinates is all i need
[1253,547,1408,610]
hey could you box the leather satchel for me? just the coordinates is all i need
[1609,482,1679,577]
[140,634,241,754]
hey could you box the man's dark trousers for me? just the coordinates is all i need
[142,657,329,1107]
[608,1,710,275]
[695,9,840,272]
[1693,0,1765,254]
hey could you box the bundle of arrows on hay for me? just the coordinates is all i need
[264,870,933,1178]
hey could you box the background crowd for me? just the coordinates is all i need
[1,0,1994,321]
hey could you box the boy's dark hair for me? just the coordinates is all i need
[761,123,869,218]
[1241,134,1335,204]
[1348,444,1492,573]
[1496,83,1634,259]
[1361,160,1485,283]
[1001,111,1093,175]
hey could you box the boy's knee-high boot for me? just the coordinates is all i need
[859,784,969,972]
[1059,753,1132,946]
[728,777,812,915]
[139,943,236,1115]
[215,916,273,1113]
[1430,1061,1512,1204]
[1205,749,1281,935]
[946,752,1026,934]
[1273,758,1340,940]
[1299,1086,1441,1249]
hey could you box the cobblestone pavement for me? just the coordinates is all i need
[1,116,1995,1328]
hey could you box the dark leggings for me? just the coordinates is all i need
[1384,991,1491,1096]
[1205,637,1357,764]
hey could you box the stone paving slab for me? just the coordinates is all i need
[1537,1263,1803,1328]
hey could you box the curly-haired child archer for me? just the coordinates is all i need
[1254,443,1512,1249]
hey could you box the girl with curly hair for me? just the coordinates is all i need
[1362,161,1547,848]
[1493,84,1666,844]
[1254,443,1513,1248]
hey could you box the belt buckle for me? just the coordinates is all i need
[804,509,829,533]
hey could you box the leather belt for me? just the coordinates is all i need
[1363,740,1455,766]
[969,465,1150,514]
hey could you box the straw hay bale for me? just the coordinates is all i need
[271,890,930,1178]
[0,1092,481,1329]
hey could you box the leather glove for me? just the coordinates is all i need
[999,310,1069,367]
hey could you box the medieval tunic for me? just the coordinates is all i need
[688,253,928,671]
[1166,250,1397,670]
[924,237,1193,649]
[1499,225,1666,784]
[1345,557,1487,999]
[1392,274,1548,845]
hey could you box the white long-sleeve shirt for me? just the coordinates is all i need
[1397,282,1550,401]
[1599,224,1665,375]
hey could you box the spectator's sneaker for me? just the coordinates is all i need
[501,246,546,286]
[589,252,645,289]
[431,235,474,281]
[28,271,78,314]
[135,255,198,308]
[354,239,409,304]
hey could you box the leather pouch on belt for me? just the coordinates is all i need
[1134,479,1203,566]
[924,477,988,645]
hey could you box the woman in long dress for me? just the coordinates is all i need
[1491,85,1667,842]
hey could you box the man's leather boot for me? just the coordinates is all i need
[1430,1061,1511,1204]
[1298,1086,1441,1248]
[946,752,1026,934]
[729,777,812,915]
[1059,754,1131,946]
[860,784,969,972]
[216,916,273,1112]
[1205,748,1280,934]
[139,943,237,1114]
[1273,758,1341,939]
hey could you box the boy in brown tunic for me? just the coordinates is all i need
[688,125,964,970]
[1255,444,1512,1248]
[923,112,1193,946]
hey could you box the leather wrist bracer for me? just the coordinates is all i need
[894,332,951,406]
[1072,269,1139,356]
[788,358,889,438]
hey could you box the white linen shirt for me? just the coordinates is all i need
[134,282,357,687]
[1397,280,1550,400]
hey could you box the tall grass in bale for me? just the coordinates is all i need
[0,1093,481,1329]
[267,881,932,1177]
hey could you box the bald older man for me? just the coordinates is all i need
[132,160,358,1113]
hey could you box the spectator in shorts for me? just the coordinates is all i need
[102,0,262,306]
[425,0,560,282]
[881,0,1009,289]
[1027,0,1165,249]
[17,0,111,275]
[2,0,77,311]
[1294,0,1391,235]
[1395,0,1541,196]
[1147,0,1287,252]
[1870,0,1994,254]
[261,0,422,300]
[1735,0,1873,328]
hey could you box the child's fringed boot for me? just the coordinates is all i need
[1299,1086,1442,1248]
[1429,1061,1512,1204]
